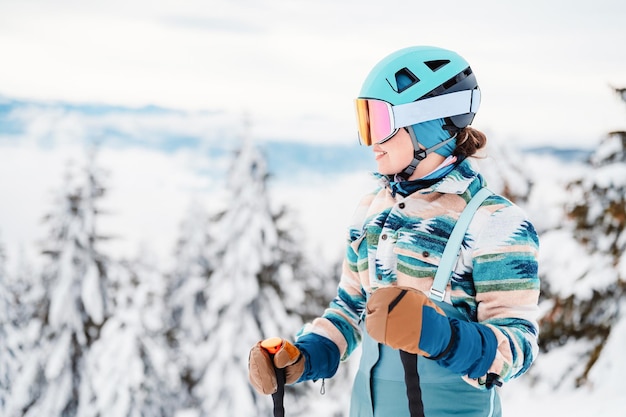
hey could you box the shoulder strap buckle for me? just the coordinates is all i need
[429,287,446,302]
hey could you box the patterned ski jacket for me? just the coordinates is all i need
[297,158,540,387]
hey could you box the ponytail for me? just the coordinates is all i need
[453,126,487,158]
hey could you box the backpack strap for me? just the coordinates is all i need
[429,187,493,302]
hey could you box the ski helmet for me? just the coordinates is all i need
[358,45,480,130]
[356,46,481,179]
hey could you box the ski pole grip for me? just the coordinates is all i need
[261,337,283,355]
[261,337,286,417]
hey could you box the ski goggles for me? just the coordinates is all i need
[354,89,481,146]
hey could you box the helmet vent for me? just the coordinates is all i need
[394,68,420,93]
[424,60,450,72]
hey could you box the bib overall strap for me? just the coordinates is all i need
[430,187,493,301]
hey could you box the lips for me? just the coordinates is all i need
[373,145,387,160]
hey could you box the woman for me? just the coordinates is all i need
[249,45,540,417]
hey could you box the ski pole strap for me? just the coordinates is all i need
[400,350,425,417]
[430,187,493,301]
[271,367,286,417]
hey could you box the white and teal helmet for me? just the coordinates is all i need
[359,45,480,131]
[356,46,481,179]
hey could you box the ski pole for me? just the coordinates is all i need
[399,350,425,417]
[261,337,286,417]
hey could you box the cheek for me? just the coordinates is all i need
[389,141,414,167]
[376,130,415,174]
[395,148,414,167]
[378,147,413,174]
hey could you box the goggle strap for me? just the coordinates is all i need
[393,89,481,129]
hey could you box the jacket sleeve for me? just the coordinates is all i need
[471,202,540,384]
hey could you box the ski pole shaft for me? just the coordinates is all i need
[400,350,425,417]
[261,338,286,417]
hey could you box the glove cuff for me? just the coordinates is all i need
[436,318,498,379]
[294,333,340,382]
[428,319,456,361]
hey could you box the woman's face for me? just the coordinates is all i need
[372,128,416,176]
[372,128,445,179]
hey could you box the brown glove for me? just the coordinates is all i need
[366,286,452,358]
[248,338,305,395]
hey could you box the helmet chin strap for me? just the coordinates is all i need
[396,127,457,181]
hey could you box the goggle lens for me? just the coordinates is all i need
[355,99,395,146]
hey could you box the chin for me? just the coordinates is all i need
[376,167,396,176]
[375,164,391,176]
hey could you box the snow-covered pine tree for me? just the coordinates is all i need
[192,132,314,416]
[2,250,47,416]
[7,149,111,416]
[534,88,626,391]
[79,252,181,417]
[165,199,216,411]
[0,233,13,414]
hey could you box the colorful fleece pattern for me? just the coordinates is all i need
[297,158,540,387]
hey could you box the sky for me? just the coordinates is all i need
[0,0,625,149]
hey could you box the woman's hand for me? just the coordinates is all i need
[365,286,453,358]
[248,338,305,395]
[365,286,500,379]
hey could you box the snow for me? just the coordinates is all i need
[538,231,618,298]
[592,133,624,163]
[44,332,70,381]
[593,164,626,188]
[588,299,626,392]
[81,263,104,325]
[501,377,622,417]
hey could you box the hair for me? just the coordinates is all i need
[453,126,487,158]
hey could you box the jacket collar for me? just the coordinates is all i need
[374,158,484,197]
[427,158,483,195]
